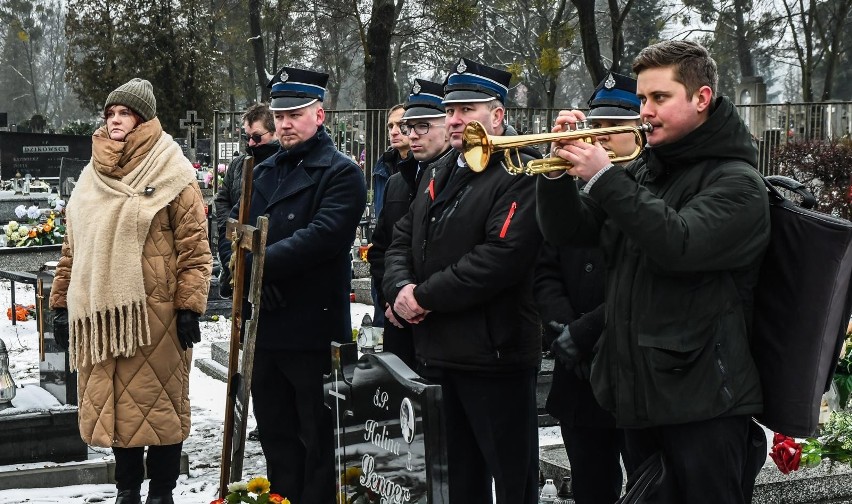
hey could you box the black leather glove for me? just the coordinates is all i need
[176,310,201,350]
[260,284,286,310]
[218,268,233,299]
[549,320,583,375]
[52,308,69,351]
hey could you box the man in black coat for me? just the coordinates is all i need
[534,73,641,503]
[538,41,769,503]
[369,104,410,326]
[213,103,280,298]
[383,58,542,504]
[218,66,366,502]
[368,79,452,367]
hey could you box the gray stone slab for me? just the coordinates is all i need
[352,277,372,304]
[351,260,369,279]
[0,194,51,222]
[0,245,62,272]
[211,341,232,368]
[540,443,852,502]
[195,357,229,383]
[0,452,189,490]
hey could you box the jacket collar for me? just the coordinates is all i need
[643,96,757,179]
[253,128,334,206]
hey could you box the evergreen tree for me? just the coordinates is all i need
[65,0,222,135]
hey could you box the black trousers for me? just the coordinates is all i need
[251,349,334,504]
[623,415,760,504]
[420,367,539,504]
[113,442,182,496]
[560,424,624,504]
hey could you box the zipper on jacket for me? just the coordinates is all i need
[499,202,518,238]
[715,342,734,403]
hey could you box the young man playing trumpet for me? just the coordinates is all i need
[538,40,769,503]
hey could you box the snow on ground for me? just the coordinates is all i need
[0,281,562,503]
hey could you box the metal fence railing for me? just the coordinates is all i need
[215,101,852,189]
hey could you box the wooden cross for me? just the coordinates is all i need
[179,110,205,162]
[329,368,347,497]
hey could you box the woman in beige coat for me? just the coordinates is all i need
[49,78,212,504]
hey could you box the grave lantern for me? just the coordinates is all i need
[0,338,16,409]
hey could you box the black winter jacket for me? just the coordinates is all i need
[219,128,366,351]
[537,97,770,427]
[535,240,614,427]
[383,146,543,372]
[214,140,280,248]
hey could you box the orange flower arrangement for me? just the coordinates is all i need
[6,304,35,322]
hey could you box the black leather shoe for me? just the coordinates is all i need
[144,495,174,504]
[248,427,260,441]
[115,489,141,504]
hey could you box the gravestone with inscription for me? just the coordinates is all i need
[0,132,91,181]
[325,342,448,504]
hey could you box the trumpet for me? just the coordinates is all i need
[462,120,653,176]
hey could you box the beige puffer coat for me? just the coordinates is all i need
[50,184,211,448]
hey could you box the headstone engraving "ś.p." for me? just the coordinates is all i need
[325,343,448,504]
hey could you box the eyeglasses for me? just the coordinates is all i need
[400,122,441,136]
[241,131,269,144]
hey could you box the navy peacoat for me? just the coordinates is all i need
[219,128,367,351]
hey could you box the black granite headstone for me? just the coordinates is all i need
[37,272,77,406]
[0,132,92,180]
[58,157,87,198]
[325,343,448,504]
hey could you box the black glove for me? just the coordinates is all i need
[218,268,233,299]
[549,320,583,375]
[52,308,69,351]
[176,310,201,350]
[260,284,286,310]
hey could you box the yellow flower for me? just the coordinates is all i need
[342,466,362,485]
[246,476,271,495]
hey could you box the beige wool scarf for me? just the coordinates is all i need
[65,127,196,370]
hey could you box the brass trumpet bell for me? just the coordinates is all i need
[462,120,653,176]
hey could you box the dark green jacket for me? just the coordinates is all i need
[537,97,770,427]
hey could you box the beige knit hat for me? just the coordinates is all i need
[104,78,156,121]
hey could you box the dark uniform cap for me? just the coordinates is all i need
[268,67,329,111]
[443,58,511,104]
[403,79,446,120]
[587,72,641,120]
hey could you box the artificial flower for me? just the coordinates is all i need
[246,477,270,495]
[6,304,36,322]
[26,205,40,220]
[227,481,248,493]
[216,476,287,504]
[14,205,26,219]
